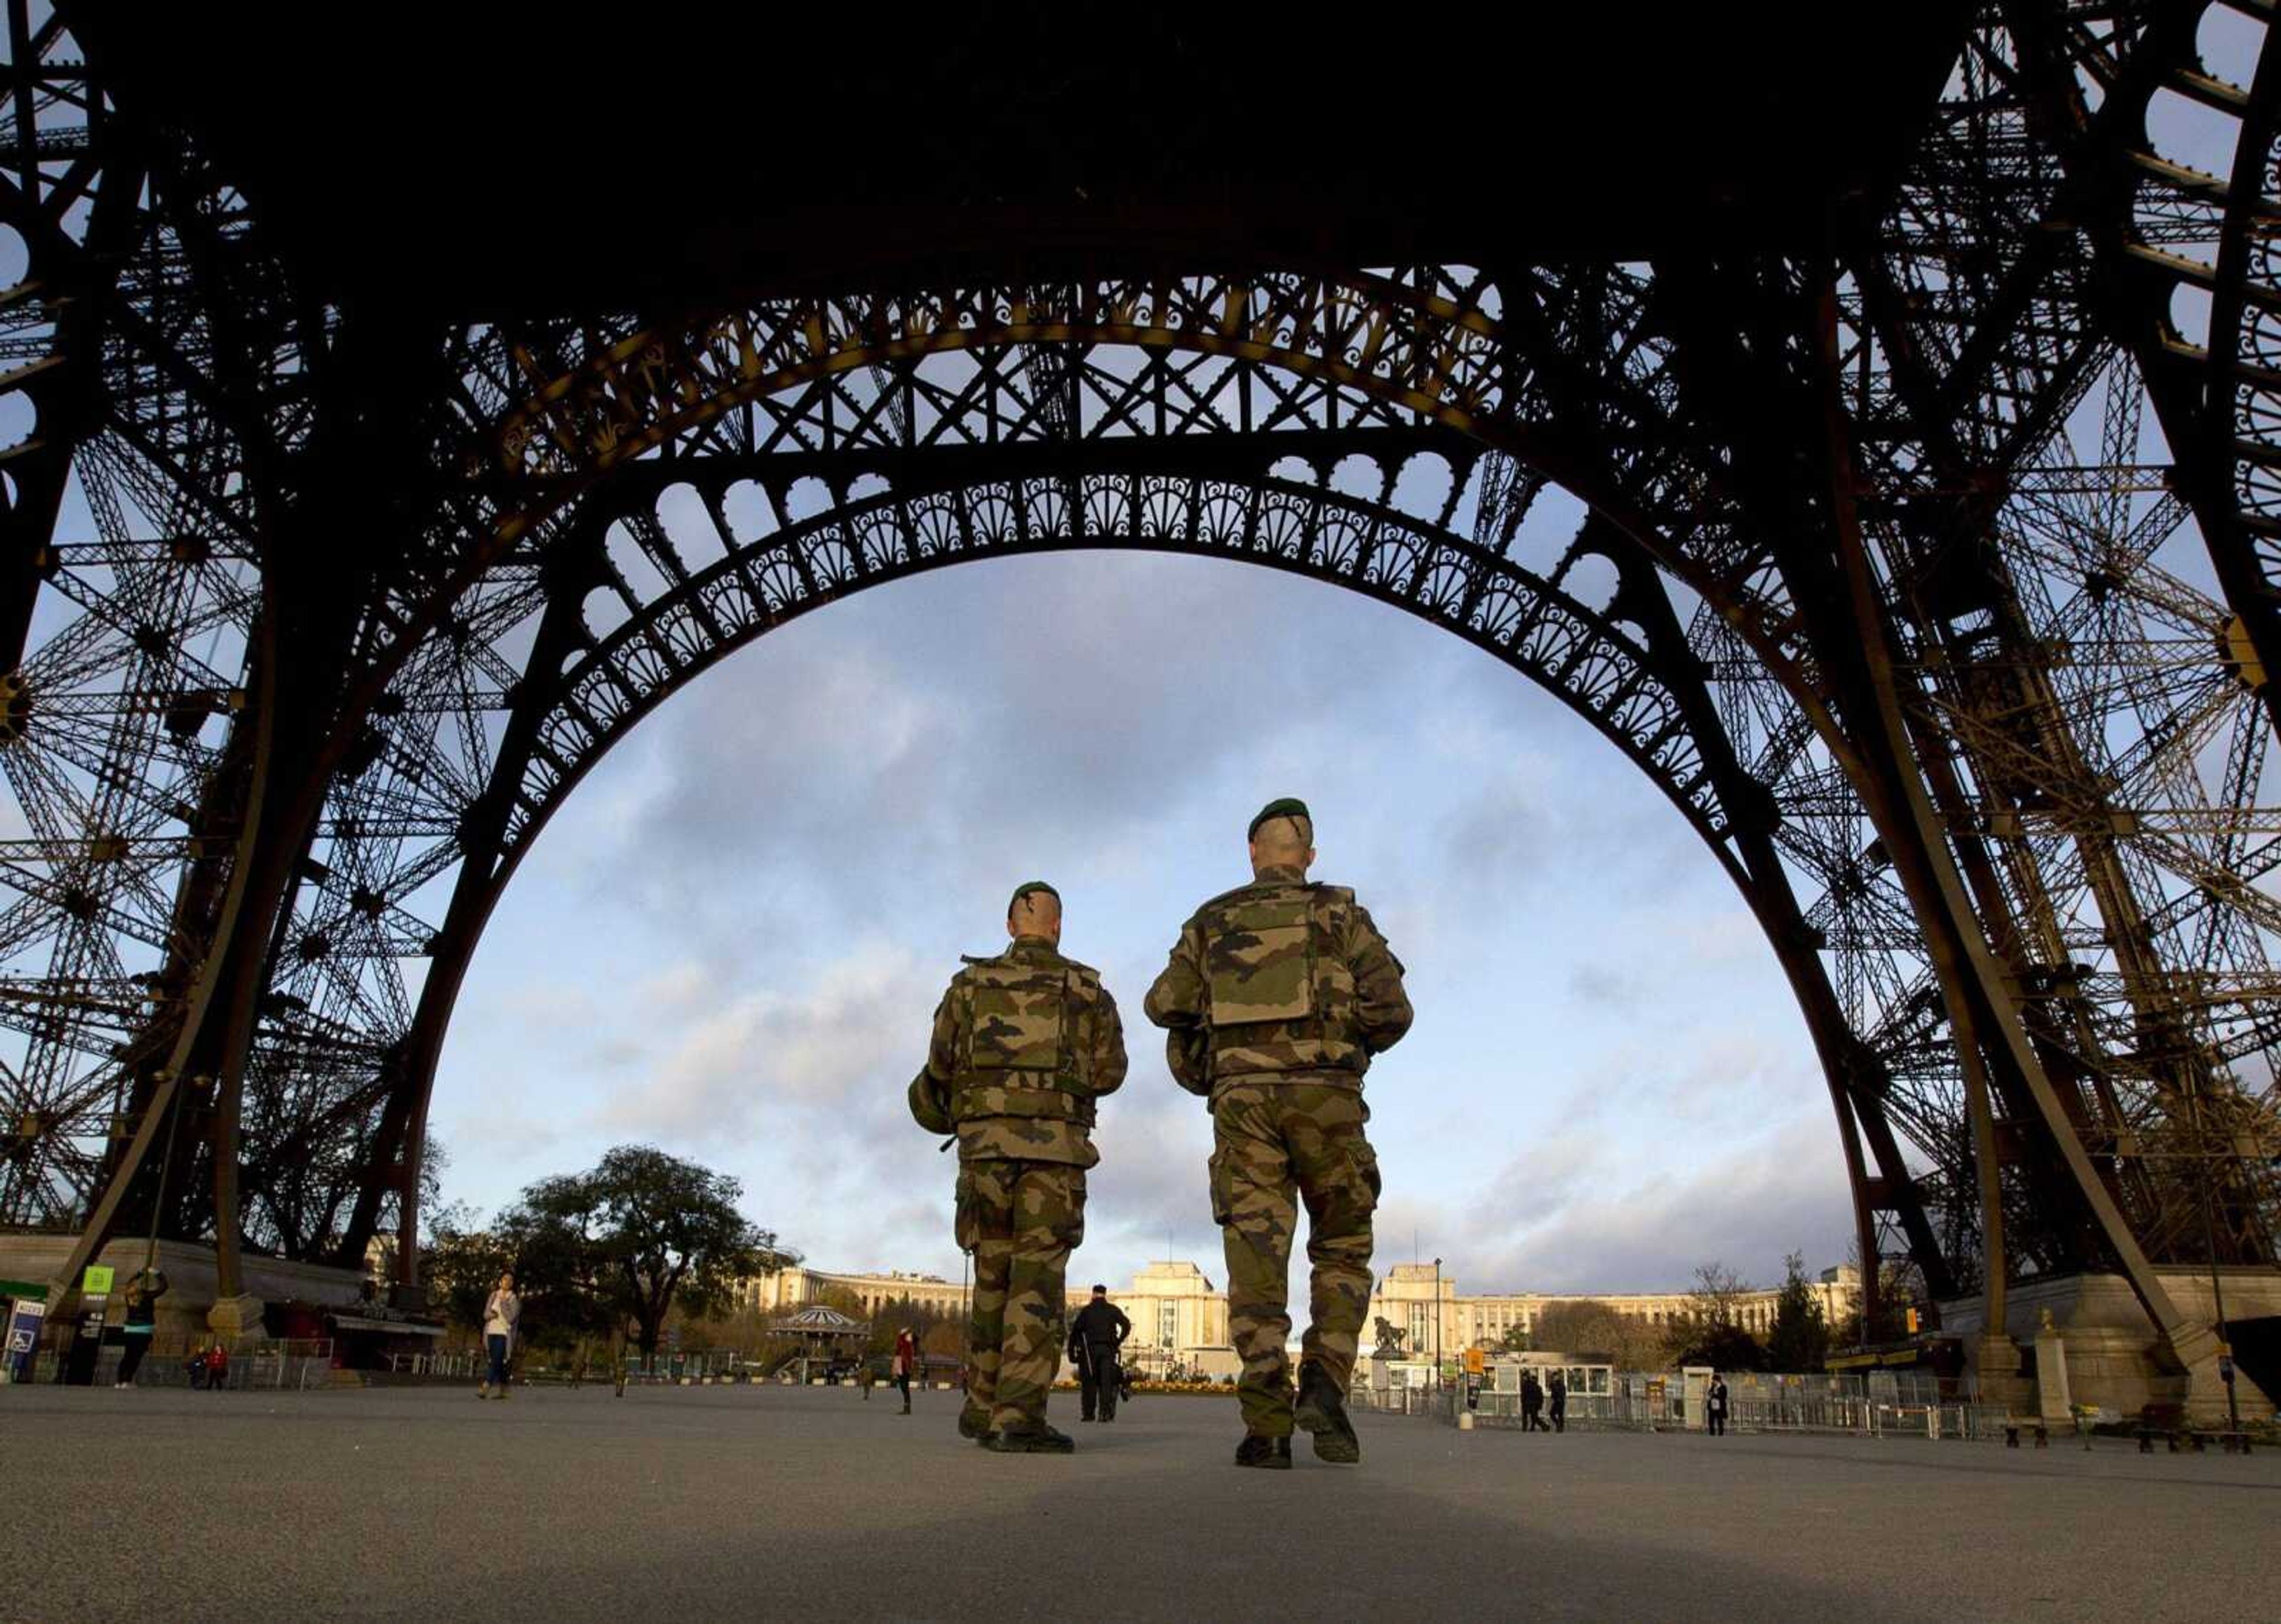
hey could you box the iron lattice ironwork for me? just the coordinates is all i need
[1,4,2278,1387]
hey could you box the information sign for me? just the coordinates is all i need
[81,1265,114,1295]
[64,1285,109,1385]
[4,1296,46,1382]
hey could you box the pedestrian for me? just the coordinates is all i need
[201,1338,229,1393]
[892,1326,918,1414]
[478,1269,520,1401]
[1549,1369,1568,1433]
[908,879,1127,1454]
[113,1269,166,1389]
[1521,1370,1545,1432]
[1707,1371,1729,1436]
[859,1354,876,1401]
[1145,798,1413,1470]
[1068,1284,1132,1423]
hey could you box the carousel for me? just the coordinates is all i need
[767,1303,871,1383]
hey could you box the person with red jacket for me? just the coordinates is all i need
[891,1327,918,1415]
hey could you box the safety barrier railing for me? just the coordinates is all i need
[385,1350,485,1379]
[14,1337,334,1391]
[1351,1383,1450,1418]
[1433,1370,2002,1440]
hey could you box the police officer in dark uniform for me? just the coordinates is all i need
[1067,1284,1132,1423]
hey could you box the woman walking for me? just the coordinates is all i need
[479,1270,520,1401]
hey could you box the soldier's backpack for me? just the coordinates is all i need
[1198,882,1361,1077]
[952,955,1102,1124]
[1203,883,1355,1028]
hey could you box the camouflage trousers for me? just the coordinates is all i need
[1209,1082,1380,1435]
[956,1157,1086,1431]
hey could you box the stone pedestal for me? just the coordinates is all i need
[2184,1353,2247,1428]
[0,1235,365,1345]
[1971,1332,2032,1414]
[1938,1270,2276,1426]
[2034,1322,2074,1429]
[206,1293,266,1346]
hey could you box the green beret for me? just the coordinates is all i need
[1248,798,1312,841]
[1007,880,1060,912]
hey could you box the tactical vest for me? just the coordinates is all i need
[1199,881,1361,1076]
[950,953,1103,1126]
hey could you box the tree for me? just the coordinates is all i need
[419,1198,619,1353]
[1764,1251,1832,1373]
[522,1145,791,1368]
[1848,1239,1926,1345]
[1529,1299,1669,1371]
[1666,1261,1766,1372]
[420,1202,513,1334]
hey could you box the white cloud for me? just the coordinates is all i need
[633,959,712,1013]
[1380,1109,1855,1294]
[602,941,937,1136]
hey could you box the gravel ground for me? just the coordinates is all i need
[4,1381,2274,1622]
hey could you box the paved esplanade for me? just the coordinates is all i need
[12,1386,2271,1620]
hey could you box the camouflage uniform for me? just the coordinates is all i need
[1145,862,1411,1437]
[909,934,1126,1435]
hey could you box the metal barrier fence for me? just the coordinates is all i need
[1717,1371,2005,1439]
[1370,1370,2014,1442]
[1352,1383,1448,1418]
[382,1351,747,1383]
[15,1338,334,1392]
[386,1350,484,1379]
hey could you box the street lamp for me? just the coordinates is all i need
[2190,1088,2244,1442]
[1433,1257,1443,1397]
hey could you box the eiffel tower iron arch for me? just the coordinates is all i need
[293,267,2264,1366]
[5,1,2281,1419]
[356,441,1951,1325]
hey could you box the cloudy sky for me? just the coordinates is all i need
[429,547,1858,1299]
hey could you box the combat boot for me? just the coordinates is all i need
[1294,1361,1360,1464]
[958,1402,995,1442]
[982,1420,1075,1455]
[1234,1433,1293,1470]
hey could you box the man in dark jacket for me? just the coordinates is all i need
[1067,1284,1132,1422]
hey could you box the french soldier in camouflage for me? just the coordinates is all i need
[1144,800,1411,1458]
[909,881,1126,1446]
